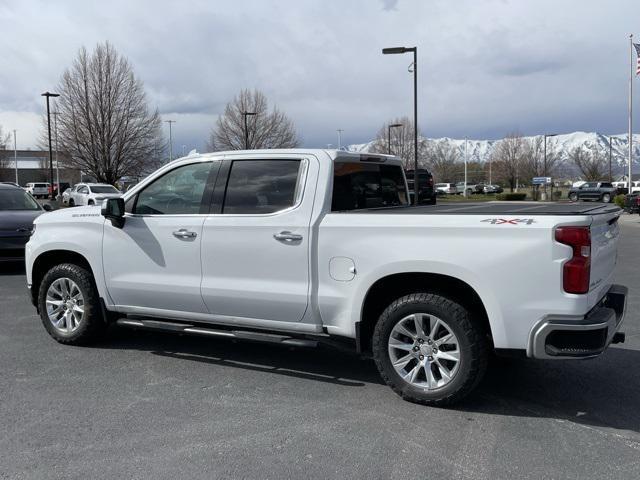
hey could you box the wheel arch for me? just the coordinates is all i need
[357,272,493,355]
[31,250,96,307]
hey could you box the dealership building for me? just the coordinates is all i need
[0,149,82,186]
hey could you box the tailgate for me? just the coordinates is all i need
[589,211,620,295]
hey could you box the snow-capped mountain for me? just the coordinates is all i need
[347,131,640,174]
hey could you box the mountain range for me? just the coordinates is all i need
[347,131,640,176]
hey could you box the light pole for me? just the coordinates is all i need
[242,112,256,149]
[608,135,613,182]
[41,92,59,200]
[383,46,419,205]
[464,137,468,197]
[387,123,403,155]
[165,120,176,162]
[13,130,18,185]
[52,111,60,199]
[542,133,558,200]
[337,129,344,150]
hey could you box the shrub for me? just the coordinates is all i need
[496,193,527,201]
[552,190,562,200]
[614,194,626,208]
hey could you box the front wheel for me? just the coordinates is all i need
[601,193,611,203]
[569,192,578,202]
[372,293,488,406]
[38,263,105,345]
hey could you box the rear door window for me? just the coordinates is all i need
[331,163,408,211]
[222,160,302,214]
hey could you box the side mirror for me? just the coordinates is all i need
[42,204,52,212]
[101,198,125,228]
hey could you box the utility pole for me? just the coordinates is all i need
[464,138,468,197]
[609,135,613,182]
[629,34,634,193]
[41,91,60,200]
[13,130,18,185]
[165,120,176,162]
[337,129,343,150]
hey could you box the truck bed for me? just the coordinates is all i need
[349,202,621,216]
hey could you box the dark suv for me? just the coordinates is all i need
[568,181,617,203]
[405,169,436,205]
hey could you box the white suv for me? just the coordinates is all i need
[25,182,50,199]
[67,183,121,207]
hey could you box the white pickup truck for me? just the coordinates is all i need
[25,150,627,405]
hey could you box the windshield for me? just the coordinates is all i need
[90,185,119,194]
[0,189,41,211]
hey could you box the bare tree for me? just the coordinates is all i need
[426,141,460,182]
[519,136,561,181]
[490,132,526,192]
[369,117,429,169]
[53,42,164,185]
[209,89,299,150]
[569,146,608,181]
[0,125,10,169]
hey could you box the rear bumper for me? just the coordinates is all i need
[528,284,627,359]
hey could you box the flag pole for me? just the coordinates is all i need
[629,34,633,191]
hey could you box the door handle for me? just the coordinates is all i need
[173,229,197,239]
[273,231,303,242]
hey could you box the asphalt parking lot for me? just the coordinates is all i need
[1,215,639,480]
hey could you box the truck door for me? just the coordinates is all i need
[200,155,315,324]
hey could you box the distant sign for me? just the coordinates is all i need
[532,177,552,185]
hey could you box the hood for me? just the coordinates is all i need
[34,205,103,226]
[0,210,43,234]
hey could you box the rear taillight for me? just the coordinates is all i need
[427,177,433,186]
[555,226,591,294]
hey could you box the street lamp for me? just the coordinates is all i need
[387,123,403,155]
[383,46,419,205]
[52,111,60,198]
[165,120,176,162]
[13,130,17,185]
[542,133,558,200]
[41,91,60,200]
[242,112,256,149]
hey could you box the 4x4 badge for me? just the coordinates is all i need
[481,218,536,225]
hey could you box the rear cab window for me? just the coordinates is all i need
[331,162,408,211]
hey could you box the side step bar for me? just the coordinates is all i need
[116,318,320,348]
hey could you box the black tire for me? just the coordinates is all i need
[569,192,578,202]
[68,199,75,207]
[601,193,611,203]
[372,293,488,406]
[88,200,94,206]
[38,263,105,345]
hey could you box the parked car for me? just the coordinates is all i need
[568,181,617,203]
[26,150,627,406]
[0,184,50,260]
[624,193,640,214]
[434,182,458,195]
[25,182,51,199]
[67,183,122,206]
[483,184,504,194]
[61,187,73,205]
[455,182,481,196]
[405,169,436,205]
[50,182,71,199]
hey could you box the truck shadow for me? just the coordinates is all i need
[103,327,640,434]
[0,260,25,275]
[460,346,640,434]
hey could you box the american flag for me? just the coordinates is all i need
[635,43,640,75]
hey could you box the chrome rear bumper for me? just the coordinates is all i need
[528,284,627,359]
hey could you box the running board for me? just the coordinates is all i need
[116,318,319,348]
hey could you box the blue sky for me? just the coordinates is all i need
[0,0,639,151]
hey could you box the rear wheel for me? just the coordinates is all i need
[38,263,105,345]
[372,293,488,406]
[88,200,94,206]
[69,199,75,207]
[569,192,578,202]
